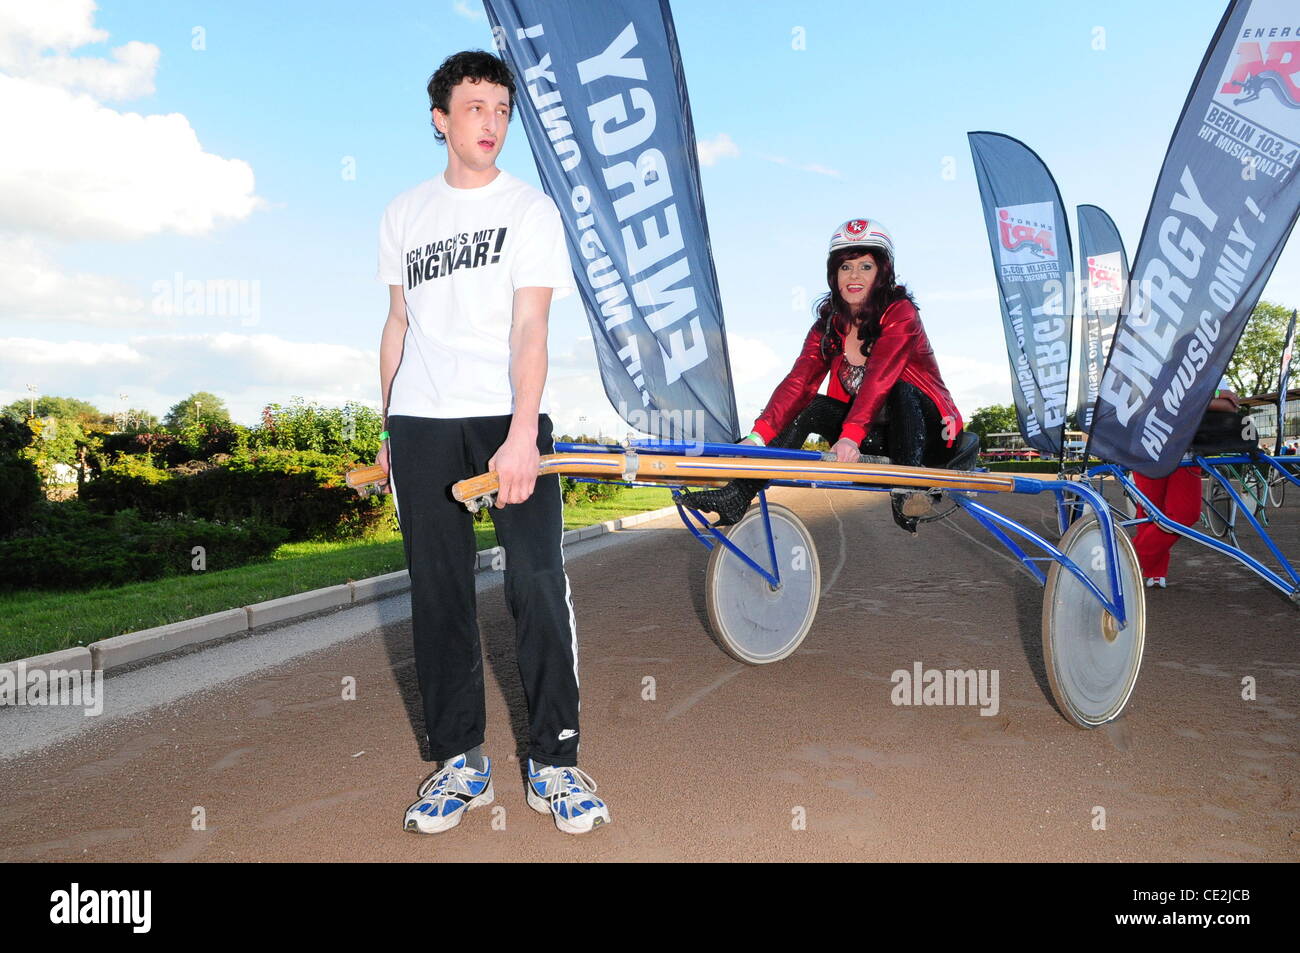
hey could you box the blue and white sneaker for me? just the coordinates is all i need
[526,759,610,835]
[404,755,494,834]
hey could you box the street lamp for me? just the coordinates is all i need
[25,383,37,418]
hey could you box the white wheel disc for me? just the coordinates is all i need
[705,502,820,664]
[1042,516,1146,728]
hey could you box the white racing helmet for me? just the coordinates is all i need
[828,218,894,263]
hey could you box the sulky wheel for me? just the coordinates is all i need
[1041,516,1146,728]
[705,502,821,664]
[1268,469,1286,509]
[1203,482,1237,545]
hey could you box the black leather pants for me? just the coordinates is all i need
[728,383,949,502]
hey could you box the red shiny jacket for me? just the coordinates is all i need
[750,299,964,448]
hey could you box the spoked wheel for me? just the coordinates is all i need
[1076,480,1131,529]
[1241,466,1268,520]
[1203,482,1236,544]
[705,502,821,664]
[1268,470,1286,508]
[1041,516,1146,728]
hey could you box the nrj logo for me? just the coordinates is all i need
[1086,251,1125,313]
[996,203,1056,261]
[1220,38,1300,110]
[0,663,103,716]
[1087,254,1123,293]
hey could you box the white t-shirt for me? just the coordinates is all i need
[377,169,575,418]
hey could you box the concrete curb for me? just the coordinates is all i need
[91,608,249,672]
[246,584,352,629]
[348,569,410,602]
[15,505,681,677]
[1,647,94,677]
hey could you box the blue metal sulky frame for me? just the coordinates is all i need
[1085,453,1300,602]
[555,439,1134,625]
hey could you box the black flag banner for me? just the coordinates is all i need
[483,0,739,444]
[968,131,1075,457]
[1090,0,1300,475]
[1075,206,1129,433]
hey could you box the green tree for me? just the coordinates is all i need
[0,417,42,536]
[19,415,87,484]
[164,391,231,430]
[252,398,383,456]
[965,404,1020,445]
[1227,300,1293,397]
[2,395,107,426]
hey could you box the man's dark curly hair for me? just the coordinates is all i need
[427,50,516,143]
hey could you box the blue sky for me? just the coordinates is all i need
[4,0,1287,436]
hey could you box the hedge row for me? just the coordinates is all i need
[80,449,389,542]
[0,501,288,591]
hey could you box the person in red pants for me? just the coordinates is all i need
[1130,385,1241,588]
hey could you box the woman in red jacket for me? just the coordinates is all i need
[680,218,965,532]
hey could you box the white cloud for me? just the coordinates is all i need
[760,154,842,178]
[697,132,739,167]
[0,2,260,241]
[0,76,260,240]
[0,236,148,326]
[142,333,376,391]
[452,1,487,21]
[723,331,783,387]
[0,331,378,425]
[0,1,262,338]
[932,352,1013,418]
[0,0,157,100]
[1,335,145,366]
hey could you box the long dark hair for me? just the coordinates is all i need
[815,248,916,359]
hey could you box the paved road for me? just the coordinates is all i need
[1,485,1297,861]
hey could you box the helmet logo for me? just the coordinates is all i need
[845,219,869,236]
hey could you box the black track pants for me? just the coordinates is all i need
[386,413,580,768]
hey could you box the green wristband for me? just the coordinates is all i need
[379,430,390,441]
[747,431,766,446]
